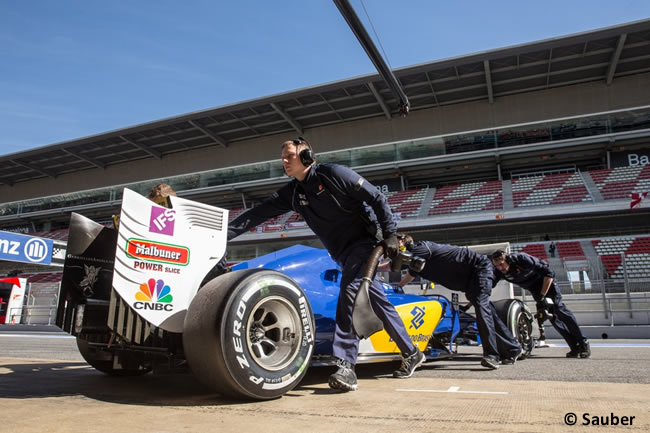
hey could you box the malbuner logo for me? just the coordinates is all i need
[134,278,174,311]
[126,238,189,265]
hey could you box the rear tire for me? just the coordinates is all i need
[183,269,315,400]
[493,299,534,359]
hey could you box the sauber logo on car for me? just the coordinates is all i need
[133,278,174,311]
[125,238,189,265]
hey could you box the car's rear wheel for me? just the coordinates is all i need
[493,299,534,359]
[183,269,315,400]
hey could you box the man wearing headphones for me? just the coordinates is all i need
[490,250,590,358]
[390,233,522,369]
[227,137,425,392]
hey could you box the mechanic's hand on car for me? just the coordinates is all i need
[381,234,399,258]
[541,297,554,310]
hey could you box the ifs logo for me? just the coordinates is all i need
[409,306,426,330]
[149,207,176,236]
[134,278,174,311]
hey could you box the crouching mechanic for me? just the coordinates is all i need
[227,137,425,392]
[490,250,590,358]
[391,234,522,369]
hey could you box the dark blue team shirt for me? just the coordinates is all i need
[406,240,491,292]
[228,163,396,263]
[492,252,554,291]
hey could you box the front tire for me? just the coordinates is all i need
[183,269,315,400]
[493,299,534,359]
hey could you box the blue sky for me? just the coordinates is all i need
[1,0,649,155]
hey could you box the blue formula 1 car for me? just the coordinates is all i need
[56,189,534,401]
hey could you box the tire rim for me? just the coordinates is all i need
[246,295,303,371]
[517,313,533,350]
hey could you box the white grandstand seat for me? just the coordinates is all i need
[510,243,548,261]
[26,272,63,284]
[557,241,586,260]
[428,181,502,215]
[589,165,650,200]
[385,187,427,219]
[512,172,591,208]
[285,212,304,223]
[227,207,245,222]
[261,212,292,232]
[592,236,650,279]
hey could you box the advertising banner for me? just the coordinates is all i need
[610,149,650,168]
[112,189,228,332]
[0,231,53,265]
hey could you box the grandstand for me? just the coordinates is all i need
[2,19,650,322]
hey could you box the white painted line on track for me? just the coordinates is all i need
[396,386,508,395]
[547,343,650,348]
[0,333,73,339]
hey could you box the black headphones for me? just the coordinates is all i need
[293,137,314,167]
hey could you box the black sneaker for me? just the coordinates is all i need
[501,350,522,365]
[328,359,358,391]
[566,347,580,358]
[481,356,500,369]
[393,350,425,378]
[579,341,591,359]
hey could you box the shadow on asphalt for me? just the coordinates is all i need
[0,360,246,406]
[0,355,497,405]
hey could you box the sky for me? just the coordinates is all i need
[1,0,649,156]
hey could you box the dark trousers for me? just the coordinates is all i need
[532,281,586,350]
[466,262,521,360]
[332,240,416,365]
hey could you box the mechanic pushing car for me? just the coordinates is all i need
[490,250,591,358]
[227,137,425,392]
[386,233,522,369]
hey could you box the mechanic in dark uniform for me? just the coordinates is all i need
[391,234,522,369]
[227,137,425,392]
[490,250,590,358]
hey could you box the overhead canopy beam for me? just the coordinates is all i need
[0,174,14,186]
[484,60,494,103]
[270,103,304,135]
[546,48,554,87]
[367,82,392,119]
[606,33,627,85]
[333,0,410,115]
[120,135,162,159]
[423,72,440,106]
[62,148,106,169]
[11,159,57,178]
[188,120,228,148]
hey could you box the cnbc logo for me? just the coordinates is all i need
[125,238,189,266]
[134,278,174,311]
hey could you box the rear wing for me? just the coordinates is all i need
[57,188,228,335]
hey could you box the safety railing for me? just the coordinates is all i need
[8,305,58,326]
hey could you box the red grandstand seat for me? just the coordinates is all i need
[556,241,585,259]
[428,181,502,215]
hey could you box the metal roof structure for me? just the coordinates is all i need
[2,19,649,187]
